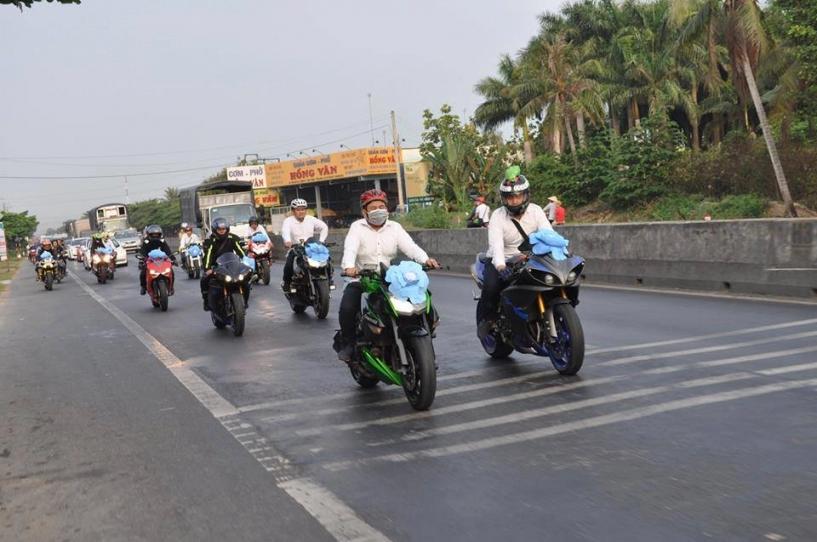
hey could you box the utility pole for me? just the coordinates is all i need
[368,93,375,146]
[124,176,129,204]
[391,110,405,213]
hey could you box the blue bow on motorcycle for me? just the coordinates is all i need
[98,247,113,255]
[188,244,202,257]
[252,232,270,243]
[147,249,166,259]
[41,251,53,260]
[528,228,570,260]
[305,242,330,263]
[242,255,256,272]
[385,261,429,304]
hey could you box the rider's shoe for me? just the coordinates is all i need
[140,286,146,295]
[281,281,290,293]
[202,296,210,312]
[337,343,354,363]
[477,318,496,340]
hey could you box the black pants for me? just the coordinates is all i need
[283,250,296,283]
[338,282,364,344]
[478,263,507,321]
[200,273,250,304]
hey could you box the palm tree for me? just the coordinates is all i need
[164,187,179,201]
[474,54,534,164]
[673,0,797,216]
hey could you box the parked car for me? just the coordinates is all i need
[114,230,141,252]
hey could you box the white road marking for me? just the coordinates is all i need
[597,330,817,367]
[68,269,389,542]
[321,378,817,471]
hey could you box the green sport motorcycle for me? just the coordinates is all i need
[334,261,440,411]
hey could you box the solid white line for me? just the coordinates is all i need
[69,269,389,542]
[638,345,817,375]
[321,378,817,471]
[587,317,817,355]
[597,330,817,367]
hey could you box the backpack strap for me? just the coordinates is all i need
[511,219,532,252]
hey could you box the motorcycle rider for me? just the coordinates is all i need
[178,224,202,269]
[247,216,267,238]
[336,189,439,362]
[139,225,177,296]
[34,238,54,281]
[478,166,552,338]
[200,217,249,311]
[281,199,329,292]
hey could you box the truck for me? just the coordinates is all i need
[88,203,129,233]
[179,180,257,239]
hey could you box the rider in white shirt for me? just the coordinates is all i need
[336,189,439,362]
[247,216,268,239]
[178,225,202,268]
[479,167,552,337]
[281,199,329,291]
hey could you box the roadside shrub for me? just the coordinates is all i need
[397,205,454,229]
[643,193,706,221]
[712,194,768,219]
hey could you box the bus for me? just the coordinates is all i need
[88,203,129,233]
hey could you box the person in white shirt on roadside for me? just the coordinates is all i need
[467,196,491,228]
[281,199,329,291]
[478,166,552,339]
[336,189,440,362]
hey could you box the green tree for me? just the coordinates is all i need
[3,0,79,10]
[0,210,39,242]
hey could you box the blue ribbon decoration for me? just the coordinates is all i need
[385,261,429,304]
[528,228,570,260]
[305,242,330,263]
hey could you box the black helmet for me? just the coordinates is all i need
[499,166,531,215]
[212,217,230,239]
[248,215,259,225]
[146,224,163,239]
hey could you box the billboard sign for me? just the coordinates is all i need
[264,147,399,188]
[226,165,267,189]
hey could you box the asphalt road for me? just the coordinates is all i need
[2,257,816,541]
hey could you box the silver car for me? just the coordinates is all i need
[114,230,141,252]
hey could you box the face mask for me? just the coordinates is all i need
[366,208,388,226]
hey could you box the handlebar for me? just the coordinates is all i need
[340,264,441,278]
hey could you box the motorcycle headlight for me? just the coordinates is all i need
[306,257,326,268]
[566,271,578,283]
[389,296,426,315]
[238,274,245,281]
[103,255,111,262]
[544,273,557,286]
[92,255,101,263]
[224,275,232,282]
[150,270,160,276]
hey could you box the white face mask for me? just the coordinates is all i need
[366,208,388,226]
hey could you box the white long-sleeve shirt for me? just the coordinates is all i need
[487,203,552,267]
[179,233,201,250]
[474,203,491,223]
[282,215,328,244]
[341,219,429,271]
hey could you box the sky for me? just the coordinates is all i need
[1,0,566,232]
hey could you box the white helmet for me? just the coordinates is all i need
[290,198,308,209]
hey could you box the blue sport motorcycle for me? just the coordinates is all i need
[472,230,585,375]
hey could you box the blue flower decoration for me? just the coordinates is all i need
[41,251,53,260]
[148,249,166,259]
[242,255,256,272]
[252,232,270,243]
[98,247,114,255]
[529,228,570,260]
[305,242,330,263]
[188,244,202,257]
[385,261,429,304]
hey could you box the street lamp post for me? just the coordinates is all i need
[340,144,351,151]
[311,149,326,155]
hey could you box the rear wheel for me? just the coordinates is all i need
[230,292,245,336]
[350,364,379,388]
[546,303,585,375]
[313,280,330,319]
[476,299,513,358]
[157,280,169,312]
[402,335,437,411]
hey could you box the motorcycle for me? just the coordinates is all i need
[91,247,115,284]
[284,239,335,319]
[36,252,58,291]
[248,233,274,285]
[471,229,586,375]
[334,261,440,411]
[141,249,174,311]
[182,243,204,279]
[208,253,253,337]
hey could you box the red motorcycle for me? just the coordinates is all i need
[248,233,273,285]
[141,249,174,311]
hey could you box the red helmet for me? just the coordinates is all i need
[360,189,388,209]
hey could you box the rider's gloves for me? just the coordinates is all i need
[498,267,514,280]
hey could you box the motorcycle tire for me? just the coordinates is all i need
[290,302,307,313]
[313,280,330,319]
[476,299,513,359]
[188,270,195,279]
[261,261,270,285]
[194,266,201,279]
[157,280,169,312]
[98,268,107,284]
[546,303,585,376]
[44,274,53,291]
[230,292,245,337]
[350,363,379,388]
[402,335,437,411]
[211,311,227,329]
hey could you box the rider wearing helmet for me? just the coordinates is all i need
[336,188,439,362]
[178,225,201,268]
[139,225,176,296]
[280,199,329,292]
[200,217,248,311]
[247,216,266,237]
[34,239,54,281]
[477,166,552,338]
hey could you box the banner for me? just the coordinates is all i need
[0,222,7,262]
[227,165,267,189]
[253,188,280,207]
[264,147,398,188]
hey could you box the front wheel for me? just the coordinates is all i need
[402,335,437,411]
[546,303,585,376]
[313,280,330,319]
[44,273,53,291]
[98,267,107,284]
[230,291,245,336]
[157,280,169,312]
[261,260,270,285]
